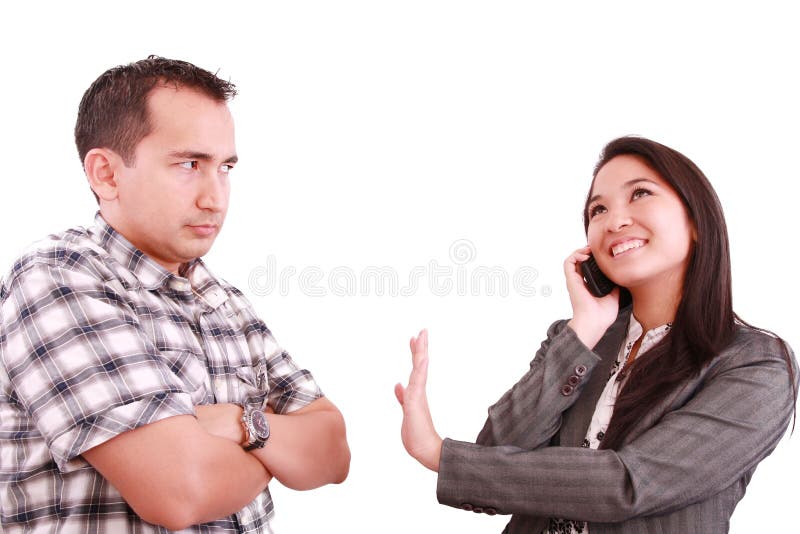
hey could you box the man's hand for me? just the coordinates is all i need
[248,397,350,490]
[395,329,443,472]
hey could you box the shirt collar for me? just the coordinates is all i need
[87,213,228,310]
[88,212,176,290]
[181,259,230,310]
[624,313,672,355]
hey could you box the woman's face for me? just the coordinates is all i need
[586,154,695,293]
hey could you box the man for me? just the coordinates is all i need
[0,56,350,532]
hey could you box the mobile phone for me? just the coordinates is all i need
[580,254,616,297]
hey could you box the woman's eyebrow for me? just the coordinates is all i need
[588,177,658,204]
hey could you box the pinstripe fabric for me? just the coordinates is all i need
[0,214,322,533]
[436,308,798,533]
[545,317,672,534]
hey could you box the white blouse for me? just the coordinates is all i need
[544,315,672,534]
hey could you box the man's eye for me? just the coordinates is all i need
[221,164,234,173]
[179,161,198,170]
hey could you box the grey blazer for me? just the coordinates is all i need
[436,308,797,533]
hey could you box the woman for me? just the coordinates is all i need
[395,136,797,533]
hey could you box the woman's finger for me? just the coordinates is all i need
[407,355,429,391]
[411,329,428,368]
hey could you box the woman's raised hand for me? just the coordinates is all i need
[394,329,443,472]
[564,246,620,349]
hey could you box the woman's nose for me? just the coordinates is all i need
[605,208,633,233]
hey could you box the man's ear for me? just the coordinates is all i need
[84,148,124,201]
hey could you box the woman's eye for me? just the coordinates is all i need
[589,204,606,218]
[632,187,652,200]
[179,161,198,170]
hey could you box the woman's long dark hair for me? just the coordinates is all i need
[584,136,796,450]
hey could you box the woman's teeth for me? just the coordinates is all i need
[612,240,646,257]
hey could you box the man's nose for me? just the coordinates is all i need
[196,170,226,211]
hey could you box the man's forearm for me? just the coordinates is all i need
[179,433,271,525]
[196,398,349,490]
[253,398,350,490]
[84,414,270,531]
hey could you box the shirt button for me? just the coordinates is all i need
[461,503,474,511]
[472,507,484,514]
[173,280,188,291]
[485,507,497,516]
[567,375,580,386]
[575,364,588,376]
[561,384,574,396]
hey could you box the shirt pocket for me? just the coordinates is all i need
[220,363,269,407]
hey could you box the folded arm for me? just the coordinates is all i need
[3,265,272,530]
[196,397,350,490]
[255,397,349,489]
[83,414,269,531]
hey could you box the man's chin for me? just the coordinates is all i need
[176,242,216,263]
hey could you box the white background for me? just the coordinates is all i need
[1,1,798,532]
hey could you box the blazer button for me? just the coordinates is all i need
[485,507,497,515]
[567,375,580,386]
[575,364,587,376]
[473,507,484,514]
[560,384,574,396]
[461,503,474,512]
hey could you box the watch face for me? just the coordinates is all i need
[251,410,270,440]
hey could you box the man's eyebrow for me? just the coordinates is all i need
[168,150,238,164]
[587,177,657,205]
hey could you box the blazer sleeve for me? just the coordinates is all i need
[475,319,602,450]
[437,332,798,523]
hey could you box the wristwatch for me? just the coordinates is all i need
[241,405,270,451]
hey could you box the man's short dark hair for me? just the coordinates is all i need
[75,55,237,175]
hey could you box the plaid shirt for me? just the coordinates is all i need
[0,213,322,533]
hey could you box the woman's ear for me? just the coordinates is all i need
[84,148,123,202]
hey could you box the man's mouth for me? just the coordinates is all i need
[187,224,218,237]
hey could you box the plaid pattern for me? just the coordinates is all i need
[0,213,322,533]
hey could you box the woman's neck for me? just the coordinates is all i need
[629,278,682,332]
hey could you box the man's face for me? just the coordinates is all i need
[107,85,236,273]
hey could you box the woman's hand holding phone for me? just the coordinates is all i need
[564,246,620,349]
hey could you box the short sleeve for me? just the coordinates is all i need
[1,264,195,472]
[259,329,322,414]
